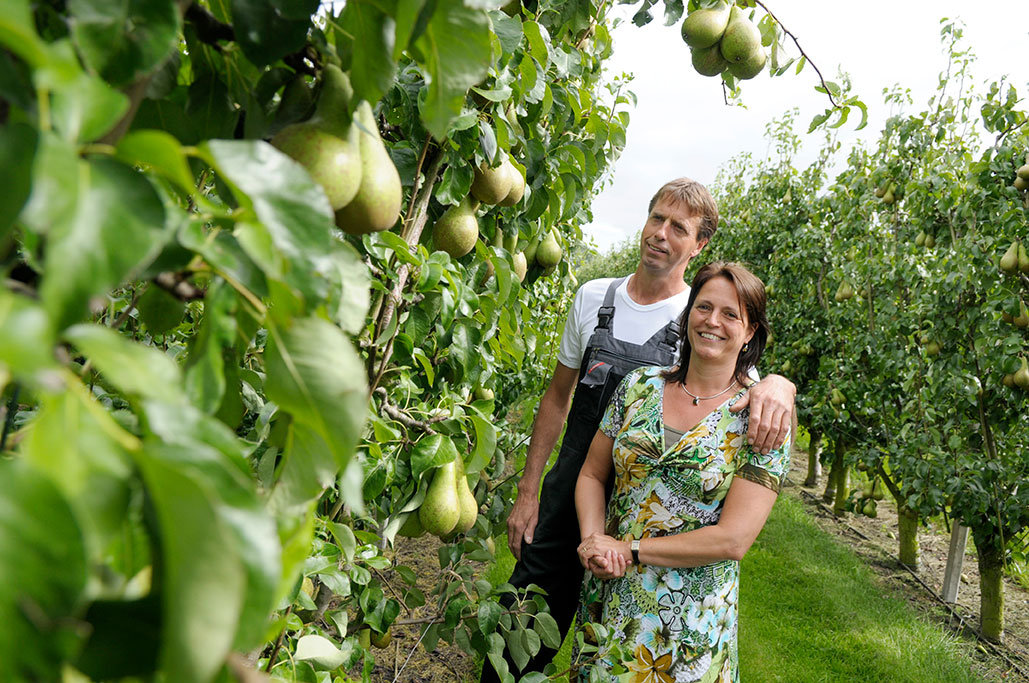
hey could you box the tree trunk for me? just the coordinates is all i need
[831,439,848,516]
[803,427,822,487]
[897,506,920,570]
[822,450,837,503]
[973,528,1005,643]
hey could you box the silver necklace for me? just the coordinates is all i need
[680,380,737,406]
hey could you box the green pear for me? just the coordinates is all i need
[915,232,927,247]
[925,340,941,356]
[499,161,526,207]
[453,457,478,534]
[834,281,854,302]
[271,65,361,210]
[1015,176,1029,192]
[535,230,563,268]
[473,385,494,401]
[512,251,527,282]
[1019,241,1029,274]
[523,233,541,265]
[419,460,461,537]
[1003,373,1015,388]
[504,232,518,253]
[471,160,514,206]
[719,7,762,64]
[680,1,731,49]
[397,511,425,538]
[334,100,403,234]
[882,189,895,205]
[1015,300,1029,329]
[1015,357,1029,389]
[1001,241,1019,273]
[433,196,479,258]
[1018,164,1029,181]
[691,44,728,77]
[830,387,845,406]
[728,46,766,80]
[924,234,936,249]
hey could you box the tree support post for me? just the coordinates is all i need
[941,523,968,603]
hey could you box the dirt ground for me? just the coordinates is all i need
[362,449,1029,683]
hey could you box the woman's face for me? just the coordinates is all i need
[687,276,757,365]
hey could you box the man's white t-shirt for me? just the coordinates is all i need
[557,276,691,370]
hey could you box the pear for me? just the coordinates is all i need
[830,388,845,406]
[1001,241,1019,273]
[874,185,886,198]
[915,232,926,247]
[535,230,563,268]
[834,281,854,302]
[690,44,728,77]
[925,340,941,356]
[882,189,895,205]
[1015,176,1029,192]
[1019,241,1029,274]
[504,232,518,253]
[419,460,461,537]
[1014,300,1029,329]
[512,251,528,282]
[499,162,526,207]
[471,160,514,206]
[924,234,936,249]
[728,47,766,80]
[1018,164,1029,181]
[271,65,361,210]
[680,1,731,49]
[453,457,479,534]
[1015,357,1029,389]
[719,7,762,64]
[334,100,403,234]
[433,196,479,258]
[397,511,425,538]
[370,628,392,649]
[1003,373,1015,388]
[473,385,494,401]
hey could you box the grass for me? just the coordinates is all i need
[481,494,995,682]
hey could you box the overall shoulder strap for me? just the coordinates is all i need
[595,277,627,332]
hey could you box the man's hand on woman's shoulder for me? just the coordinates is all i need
[730,373,795,454]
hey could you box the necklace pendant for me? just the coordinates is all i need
[692,397,699,405]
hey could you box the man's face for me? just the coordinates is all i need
[639,197,708,278]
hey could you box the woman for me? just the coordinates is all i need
[574,261,790,683]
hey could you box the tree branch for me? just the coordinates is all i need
[373,387,447,434]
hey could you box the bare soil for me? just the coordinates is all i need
[361,451,1029,682]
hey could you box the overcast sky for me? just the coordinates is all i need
[584,1,1029,251]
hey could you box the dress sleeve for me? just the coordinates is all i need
[599,368,640,439]
[736,428,791,493]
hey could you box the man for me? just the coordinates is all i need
[480,178,795,681]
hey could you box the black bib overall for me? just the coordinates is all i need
[481,277,681,681]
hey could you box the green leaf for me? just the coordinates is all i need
[68,0,181,86]
[185,73,239,140]
[478,600,502,635]
[338,0,396,106]
[326,241,372,335]
[0,0,50,67]
[467,413,497,474]
[38,156,169,331]
[522,20,551,67]
[0,289,55,381]
[534,611,560,649]
[491,11,522,56]
[115,129,195,193]
[295,634,347,670]
[178,220,270,302]
[183,281,238,414]
[65,323,183,400]
[203,140,338,305]
[0,121,37,238]
[414,0,492,140]
[231,0,320,68]
[34,41,129,143]
[505,623,529,672]
[410,433,458,479]
[0,460,88,682]
[265,316,368,480]
[134,447,246,683]
[135,284,186,336]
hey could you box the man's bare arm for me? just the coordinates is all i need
[730,373,796,454]
[506,362,578,559]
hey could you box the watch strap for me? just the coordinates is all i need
[630,538,640,564]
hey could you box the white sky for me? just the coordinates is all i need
[584,1,1029,251]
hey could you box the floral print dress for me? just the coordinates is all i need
[577,366,790,683]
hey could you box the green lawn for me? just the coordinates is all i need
[482,493,996,682]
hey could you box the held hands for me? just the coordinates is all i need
[577,533,631,579]
[730,373,796,454]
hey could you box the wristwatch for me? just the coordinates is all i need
[630,538,640,564]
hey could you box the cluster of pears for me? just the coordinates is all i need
[833,280,855,302]
[874,181,903,205]
[1002,355,1029,390]
[914,231,936,249]
[271,64,402,235]
[999,239,1029,275]
[681,2,767,80]
[432,155,527,262]
[1002,299,1029,329]
[399,456,479,539]
[1013,162,1029,192]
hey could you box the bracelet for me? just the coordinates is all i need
[630,538,640,564]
